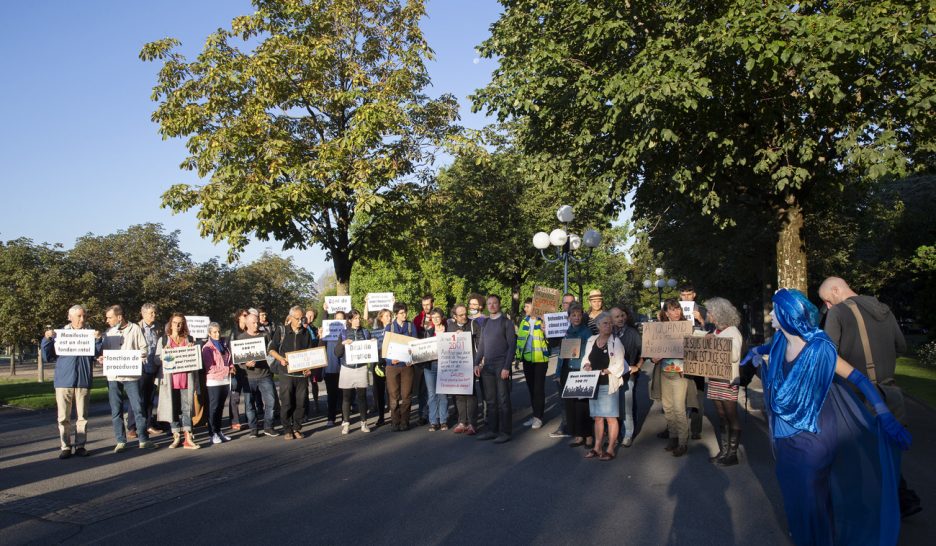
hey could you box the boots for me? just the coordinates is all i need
[183,431,201,450]
[169,432,182,448]
[717,429,741,466]
[710,424,729,463]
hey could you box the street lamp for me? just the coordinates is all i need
[643,267,677,310]
[533,206,602,294]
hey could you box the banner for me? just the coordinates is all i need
[559,338,582,359]
[346,340,378,365]
[561,371,600,398]
[325,296,352,314]
[543,312,570,338]
[321,320,346,342]
[678,301,695,322]
[53,329,96,356]
[436,332,474,395]
[409,337,439,364]
[286,347,328,372]
[382,331,417,363]
[231,337,268,365]
[185,316,211,339]
[103,349,142,377]
[366,292,395,313]
[161,345,202,373]
[531,285,562,317]
[683,336,734,381]
[641,321,694,359]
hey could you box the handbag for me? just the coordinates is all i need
[843,300,906,422]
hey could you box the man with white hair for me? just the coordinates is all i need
[269,306,315,439]
[138,303,162,436]
[50,305,101,459]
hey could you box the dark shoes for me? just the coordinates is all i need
[476,431,497,441]
[59,449,72,459]
[74,447,89,457]
[672,445,688,457]
[493,433,511,444]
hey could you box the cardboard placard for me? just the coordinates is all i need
[543,312,570,338]
[321,320,346,342]
[231,337,268,365]
[436,331,474,395]
[286,347,328,372]
[346,340,378,365]
[161,345,202,373]
[382,331,417,363]
[559,338,582,359]
[103,349,142,377]
[366,292,395,313]
[683,336,733,381]
[561,371,600,399]
[53,329,96,356]
[531,285,562,317]
[641,321,694,359]
[325,296,352,314]
[185,316,211,339]
[409,336,439,364]
[679,301,695,322]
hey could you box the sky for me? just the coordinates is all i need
[0,0,503,282]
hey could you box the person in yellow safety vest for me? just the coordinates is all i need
[516,298,550,430]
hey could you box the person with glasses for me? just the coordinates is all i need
[385,303,417,431]
[581,312,625,461]
[155,313,201,449]
[447,304,479,435]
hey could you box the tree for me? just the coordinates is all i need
[473,0,935,292]
[227,251,318,320]
[141,0,459,295]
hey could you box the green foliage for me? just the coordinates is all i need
[141,0,459,293]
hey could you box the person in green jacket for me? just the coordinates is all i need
[517,298,550,429]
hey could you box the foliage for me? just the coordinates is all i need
[895,356,936,408]
[917,342,936,369]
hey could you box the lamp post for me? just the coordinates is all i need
[643,267,677,310]
[533,205,602,294]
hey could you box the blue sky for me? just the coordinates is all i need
[0,0,502,280]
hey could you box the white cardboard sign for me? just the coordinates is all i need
[346,340,378,365]
[321,320,346,342]
[286,347,328,372]
[161,345,202,373]
[325,296,352,314]
[54,329,96,356]
[561,371,600,399]
[543,312,570,338]
[409,337,439,364]
[103,349,142,377]
[366,292,395,312]
[185,316,211,339]
[231,337,268,365]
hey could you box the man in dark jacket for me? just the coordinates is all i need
[474,294,518,444]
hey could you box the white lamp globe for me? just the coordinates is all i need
[643,279,652,289]
[549,228,568,247]
[582,229,602,248]
[556,205,575,223]
[569,233,582,250]
[667,278,678,288]
[532,232,550,250]
[655,279,665,289]
[655,267,664,276]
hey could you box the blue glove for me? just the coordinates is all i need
[740,349,764,368]
[847,369,912,450]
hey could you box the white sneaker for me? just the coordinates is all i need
[360,423,371,433]
[531,417,543,429]
[220,433,232,442]
[341,422,350,435]
[523,418,534,427]
[211,434,222,444]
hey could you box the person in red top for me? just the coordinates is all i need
[202,322,234,444]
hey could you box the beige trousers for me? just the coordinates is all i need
[56,387,90,450]
[661,372,689,446]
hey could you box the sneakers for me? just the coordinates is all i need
[59,449,72,460]
[361,423,371,433]
[621,437,634,447]
[464,425,477,436]
[549,428,569,438]
[139,441,158,449]
[114,442,127,454]
[146,427,162,436]
[452,423,466,434]
[220,433,232,442]
[439,424,448,431]
[74,447,89,457]
[326,420,336,427]
[341,422,350,435]
[523,418,534,427]
[262,429,280,437]
[493,433,511,444]
[169,433,182,448]
[211,434,223,445]
[427,424,439,432]
[531,418,543,429]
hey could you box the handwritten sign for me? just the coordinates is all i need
[54,329,96,356]
[103,349,142,377]
[436,332,474,395]
[679,301,695,322]
[531,285,562,317]
[409,337,439,364]
[683,336,733,381]
[562,371,600,399]
[543,312,570,338]
[366,292,395,313]
[231,337,268,365]
[161,345,202,373]
[641,321,694,359]
[185,316,211,339]
[346,340,378,365]
[560,338,582,359]
[321,320,346,342]
[286,347,328,372]
[325,296,352,314]
[382,331,417,363]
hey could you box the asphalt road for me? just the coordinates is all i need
[1,370,931,545]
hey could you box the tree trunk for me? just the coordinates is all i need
[510,284,521,320]
[9,346,16,376]
[776,198,808,293]
[333,252,353,296]
[38,342,45,383]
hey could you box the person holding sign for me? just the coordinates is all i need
[202,322,234,444]
[516,298,550,430]
[385,303,417,431]
[580,312,625,461]
[302,309,323,417]
[155,314,201,449]
[334,310,374,434]
[51,305,101,459]
[370,308,393,427]
[474,294,517,444]
[559,304,594,449]
[611,305,642,448]
[421,308,449,431]
[236,313,279,437]
[323,310,346,427]
[446,304,480,435]
[702,298,744,466]
[269,306,316,440]
[102,305,155,453]
[649,299,698,457]
[228,309,250,431]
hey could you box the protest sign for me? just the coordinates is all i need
[53,329,96,356]
[161,345,202,373]
[382,331,417,363]
[559,338,582,359]
[562,371,600,398]
[531,286,562,317]
[683,336,734,381]
[543,312,570,338]
[679,301,695,322]
[103,350,142,377]
[641,321,694,359]
[369,328,386,345]
[346,340,378,365]
[185,316,211,339]
[286,347,328,372]
[436,332,474,395]
[366,292,395,313]
[325,296,352,314]
[409,337,439,364]
[231,337,268,365]
[321,320,346,342]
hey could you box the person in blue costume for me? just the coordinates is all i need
[740,289,911,546]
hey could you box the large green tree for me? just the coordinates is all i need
[473,0,934,292]
[141,0,459,295]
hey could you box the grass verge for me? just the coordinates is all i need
[895,356,936,409]
[0,376,110,410]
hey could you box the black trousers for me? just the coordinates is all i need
[522,360,547,420]
[207,385,229,435]
[563,366,592,438]
[324,373,340,422]
[342,387,367,423]
[373,370,387,422]
[481,370,512,436]
[279,375,308,433]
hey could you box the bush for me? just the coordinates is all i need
[917,340,936,368]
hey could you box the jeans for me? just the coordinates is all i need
[481,369,512,436]
[170,386,194,433]
[424,365,447,426]
[107,380,148,444]
[618,373,637,439]
[661,372,689,446]
[386,365,414,427]
[207,385,229,435]
[245,376,277,431]
[56,387,90,450]
[522,360,547,420]
[139,371,157,430]
[280,375,308,433]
